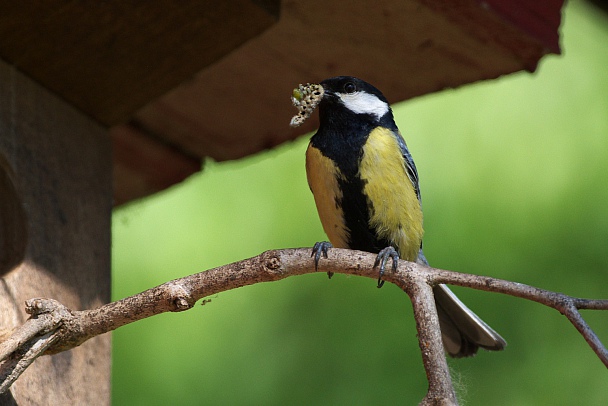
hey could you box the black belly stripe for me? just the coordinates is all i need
[338,176,390,253]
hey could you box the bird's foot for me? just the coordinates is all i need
[374,247,399,288]
[312,241,333,279]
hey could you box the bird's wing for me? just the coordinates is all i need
[394,130,421,201]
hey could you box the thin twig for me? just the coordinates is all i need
[0,331,60,394]
[573,298,608,310]
[559,302,608,366]
[425,267,608,367]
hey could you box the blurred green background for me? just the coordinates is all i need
[112,1,608,404]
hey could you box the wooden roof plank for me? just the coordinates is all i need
[0,1,280,125]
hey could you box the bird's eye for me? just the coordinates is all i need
[343,82,356,94]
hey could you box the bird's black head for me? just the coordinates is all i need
[318,76,394,129]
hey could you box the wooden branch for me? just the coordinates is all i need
[1,248,607,405]
[404,275,457,405]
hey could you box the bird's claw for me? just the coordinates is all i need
[312,241,333,279]
[374,247,399,288]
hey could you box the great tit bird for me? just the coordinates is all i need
[296,76,506,357]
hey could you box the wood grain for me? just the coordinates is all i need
[0,1,279,125]
[0,60,111,405]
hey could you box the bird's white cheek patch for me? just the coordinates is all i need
[338,92,389,119]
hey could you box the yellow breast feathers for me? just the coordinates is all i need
[359,127,424,261]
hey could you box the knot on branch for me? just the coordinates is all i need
[265,256,281,272]
[166,283,195,311]
[25,298,73,329]
[260,250,283,277]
